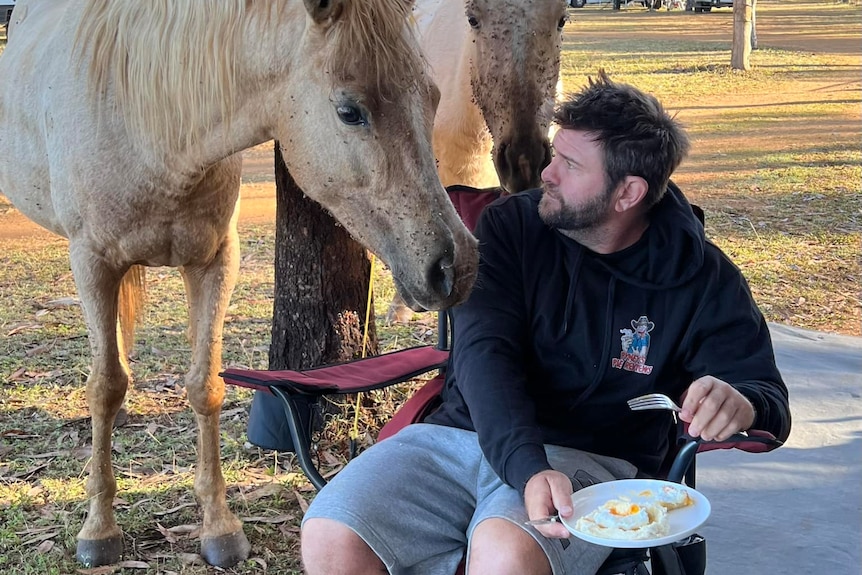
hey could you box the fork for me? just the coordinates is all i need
[627,393,682,413]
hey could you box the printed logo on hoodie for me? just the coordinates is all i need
[612,315,655,375]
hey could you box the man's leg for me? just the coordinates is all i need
[301,424,482,574]
[302,518,387,575]
[468,518,551,575]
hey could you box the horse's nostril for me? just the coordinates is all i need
[496,142,510,172]
[429,255,455,299]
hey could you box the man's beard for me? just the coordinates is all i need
[538,183,614,233]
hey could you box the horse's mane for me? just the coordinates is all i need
[325,0,426,100]
[75,0,425,152]
[77,0,246,152]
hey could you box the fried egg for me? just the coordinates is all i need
[575,498,669,540]
[640,485,694,511]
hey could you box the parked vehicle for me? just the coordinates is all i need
[1,1,15,28]
[569,0,663,8]
[694,0,733,12]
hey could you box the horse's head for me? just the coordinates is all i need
[273,0,478,311]
[465,0,567,194]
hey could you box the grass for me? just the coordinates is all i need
[1,2,861,573]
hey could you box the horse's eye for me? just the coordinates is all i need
[336,104,367,126]
[558,16,568,29]
[467,15,479,29]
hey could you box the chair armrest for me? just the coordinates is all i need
[667,428,784,483]
[220,345,448,395]
[693,428,783,454]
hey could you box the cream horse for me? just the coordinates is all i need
[0,0,478,568]
[387,0,566,322]
[415,0,567,194]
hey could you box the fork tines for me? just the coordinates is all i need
[626,393,680,411]
[628,399,672,410]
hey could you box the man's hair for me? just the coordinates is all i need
[553,70,690,208]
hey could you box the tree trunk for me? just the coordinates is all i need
[731,0,755,70]
[750,0,758,50]
[245,142,378,453]
[269,141,378,370]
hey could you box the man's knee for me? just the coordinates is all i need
[469,518,552,575]
[301,518,387,575]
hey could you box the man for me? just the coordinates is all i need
[300,70,791,575]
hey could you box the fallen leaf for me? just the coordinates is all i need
[153,525,176,544]
[8,367,27,380]
[242,482,286,502]
[176,552,204,566]
[76,566,119,575]
[320,449,341,466]
[116,561,150,569]
[11,463,49,480]
[167,524,200,536]
[35,539,55,553]
[25,341,56,357]
[1,429,41,439]
[42,297,81,309]
[153,502,197,517]
[293,490,309,513]
[242,514,294,524]
[21,530,60,546]
[220,407,245,419]
[5,322,42,336]
[32,450,69,459]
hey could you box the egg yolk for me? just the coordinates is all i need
[610,504,640,516]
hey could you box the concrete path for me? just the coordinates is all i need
[698,324,861,575]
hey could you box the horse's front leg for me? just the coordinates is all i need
[69,246,128,566]
[181,228,249,567]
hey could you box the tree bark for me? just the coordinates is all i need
[731,0,755,70]
[750,0,758,50]
[269,141,378,371]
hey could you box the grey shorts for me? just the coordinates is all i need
[302,424,638,575]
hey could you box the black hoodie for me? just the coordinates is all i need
[425,184,791,494]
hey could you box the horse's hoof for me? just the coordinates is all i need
[200,530,251,567]
[76,535,123,567]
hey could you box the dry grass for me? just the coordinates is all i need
[0,2,860,574]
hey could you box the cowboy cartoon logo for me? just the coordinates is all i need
[612,315,655,375]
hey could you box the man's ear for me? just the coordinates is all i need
[303,0,345,26]
[614,176,649,213]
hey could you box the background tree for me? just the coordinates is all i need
[732,0,757,70]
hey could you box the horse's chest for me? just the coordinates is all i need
[90,197,236,268]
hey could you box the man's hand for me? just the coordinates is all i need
[680,376,756,441]
[523,470,573,539]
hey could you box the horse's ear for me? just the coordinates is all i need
[303,0,345,25]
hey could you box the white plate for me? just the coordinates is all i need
[560,479,711,548]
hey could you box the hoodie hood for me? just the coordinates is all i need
[592,181,705,289]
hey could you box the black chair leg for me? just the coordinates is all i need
[271,387,327,491]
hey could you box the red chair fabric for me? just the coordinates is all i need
[221,346,448,395]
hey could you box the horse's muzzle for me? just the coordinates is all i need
[495,135,552,194]
[396,232,479,312]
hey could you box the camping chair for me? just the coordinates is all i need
[220,184,783,575]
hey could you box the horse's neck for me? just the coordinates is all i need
[148,12,306,175]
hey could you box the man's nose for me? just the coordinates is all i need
[540,159,555,185]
